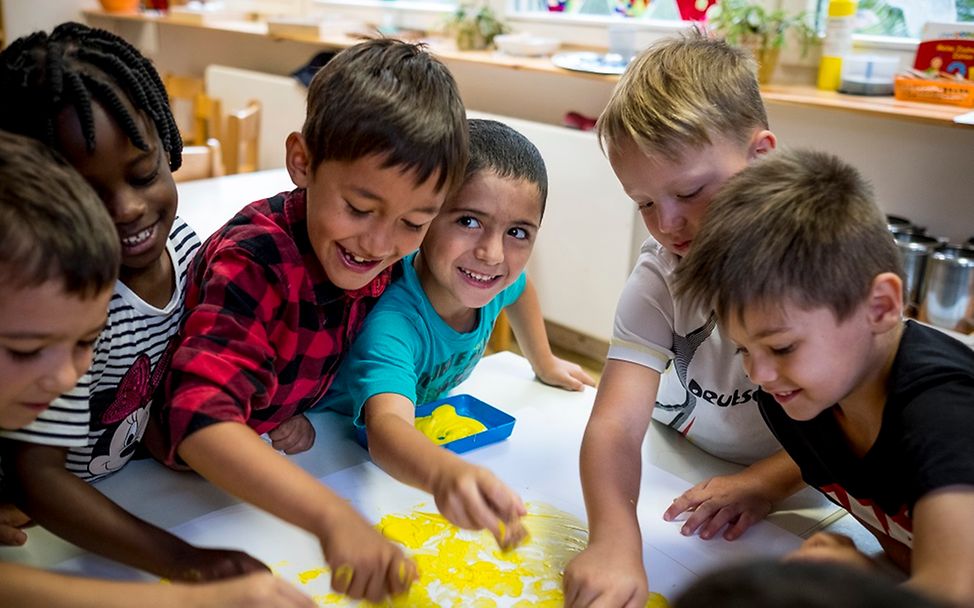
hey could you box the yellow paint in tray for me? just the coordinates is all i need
[415,404,487,445]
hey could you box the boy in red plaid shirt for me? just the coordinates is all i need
[149,39,468,603]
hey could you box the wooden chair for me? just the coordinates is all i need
[488,310,513,352]
[163,73,222,146]
[172,138,225,183]
[223,99,261,175]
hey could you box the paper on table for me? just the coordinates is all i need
[55,393,804,602]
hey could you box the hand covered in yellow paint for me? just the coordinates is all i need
[564,538,649,608]
[787,532,876,571]
[663,471,776,541]
[431,460,527,550]
[533,355,597,392]
[319,505,418,603]
[268,414,316,454]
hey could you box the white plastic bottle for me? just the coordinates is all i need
[817,0,857,91]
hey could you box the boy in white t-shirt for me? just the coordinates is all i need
[563,30,805,608]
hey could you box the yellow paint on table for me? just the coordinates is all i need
[303,503,670,607]
[414,404,486,445]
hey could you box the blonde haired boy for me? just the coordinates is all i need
[673,148,974,607]
[563,30,801,608]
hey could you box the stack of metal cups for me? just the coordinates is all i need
[888,215,974,333]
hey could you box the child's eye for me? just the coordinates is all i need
[637,200,654,210]
[734,346,748,356]
[458,216,482,229]
[130,168,159,187]
[677,187,703,200]
[402,219,426,232]
[5,347,41,362]
[346,202,369,217]
[508,227,530,241]
[770,344,795,356]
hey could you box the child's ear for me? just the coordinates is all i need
[748,129,777,160]
[285,132,312,188]
[866,272,904,332]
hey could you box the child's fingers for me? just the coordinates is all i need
[330,564,355,595]
[0,524,27,546]
[662,492,699,521]
[386,556,418,596]
[574,368,597,388]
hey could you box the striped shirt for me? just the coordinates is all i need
[0,218,200,482]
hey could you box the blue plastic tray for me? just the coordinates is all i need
[355,394,516,454]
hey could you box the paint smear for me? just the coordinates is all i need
[293,502,668,607]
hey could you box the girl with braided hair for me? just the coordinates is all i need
[0,22,268,582]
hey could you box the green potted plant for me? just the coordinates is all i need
[706,0,818,83]
[445,2,509,51]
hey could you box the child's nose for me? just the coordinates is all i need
[107,189,148,226]
[475,233,504,265]
[360,221,396,259]
[656,201,685,235]
[745,354,776,386]
[39,349,88,395]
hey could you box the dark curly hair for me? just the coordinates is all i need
[0,21,183,170]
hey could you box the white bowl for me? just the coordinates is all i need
[494,34,561,57]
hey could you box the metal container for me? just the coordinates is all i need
[894,233,942,306]
[886,214,925,237]
[919,245,974,332]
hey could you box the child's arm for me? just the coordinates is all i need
[908,486,974,605]
[0,563,315,608]
[504,278,596,391]
[362,392,527,549]
[0,440,267,581]
[177,421,417,602]
[563,359,658,608]
[662,450,806,540]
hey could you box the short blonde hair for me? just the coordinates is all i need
[673,148,902,324]
[597,28,768,158]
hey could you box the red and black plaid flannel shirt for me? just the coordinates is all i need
[151,188,393,466]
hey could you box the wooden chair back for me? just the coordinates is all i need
[164,73,222,146]
[172,138,225,183]
[223,100,261,175]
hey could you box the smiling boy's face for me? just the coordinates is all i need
[287,135,447,291]
[416,171,543,321]
[0,281,111,430]
[724,298,879,422]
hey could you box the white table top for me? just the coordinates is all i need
[1,352,874,600]
[176,168,294,240]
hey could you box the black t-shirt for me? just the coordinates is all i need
[758,321,974,548]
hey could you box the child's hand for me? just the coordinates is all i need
[788,532,876,571]
[268,414,316,454]
[0,502,30,546]
[187,572,316,608]
[431,461,528,550]
[663,471,775,541]
[534,356,597,392]
[318,509,417,602]
[563,540,648,608]
[171,547,270,582]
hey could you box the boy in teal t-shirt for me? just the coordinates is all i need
[322,118,595,549]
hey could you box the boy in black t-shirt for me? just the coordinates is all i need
[674,148,974,607]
